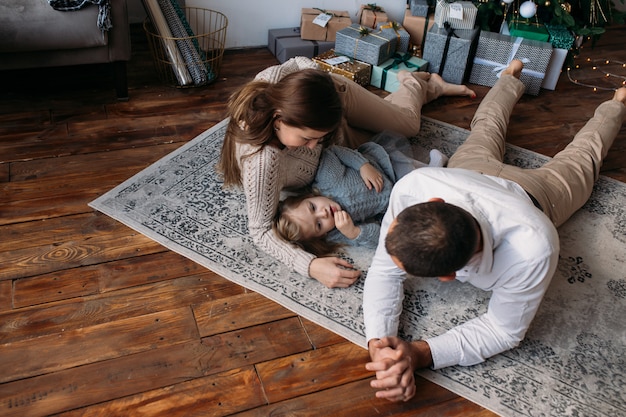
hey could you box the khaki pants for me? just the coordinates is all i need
[331,73,441,149]
[449,75,625,227]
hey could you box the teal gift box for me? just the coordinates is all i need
[508,20,550,42]
[371,53,429,92]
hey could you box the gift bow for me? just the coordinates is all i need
[364,3,384,12]
[379,21,402,34]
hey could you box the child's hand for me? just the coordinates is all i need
[334,210,360,240]
[360,163,384,192]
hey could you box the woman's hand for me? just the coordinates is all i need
[309,257,361,288]
[334,210,360,240]
[359,163,384,192]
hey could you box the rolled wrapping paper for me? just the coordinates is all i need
[143,0,193,86]
[157,0,209,85]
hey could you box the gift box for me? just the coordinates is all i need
[335,24,398,66]
[541,48,568,90]
[358,3,388,29]
[469,31,553,95]
[371,53,429,92]
[409,0,431,17]
[300,8,351,42]
[402,10,435,55]
[434,0,477,30]
[541,24,575,90]
[268,27,334,64]
[508,20,550,42]
[377,21,411,54]
[422,23,480,84]
[312,49,373,86]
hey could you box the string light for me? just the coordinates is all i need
[567,57,626,91]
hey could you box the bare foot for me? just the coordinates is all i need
[428,73,476,98]
[501,59,524,79]
[613,87,626,104]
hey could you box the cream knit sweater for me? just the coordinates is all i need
[238,57,325,277]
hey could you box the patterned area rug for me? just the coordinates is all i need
[90,117,625,417]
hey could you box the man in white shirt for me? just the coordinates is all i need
[363,60,626,402]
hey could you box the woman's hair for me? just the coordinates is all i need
[385,201,479,277]
[273,192,344,257]
[217,69,343,187]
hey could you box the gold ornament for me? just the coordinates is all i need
[561,2,572,13]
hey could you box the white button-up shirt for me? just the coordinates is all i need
[363,167,559,369]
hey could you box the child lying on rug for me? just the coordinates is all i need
[273,131,447,255]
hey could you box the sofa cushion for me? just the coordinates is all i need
[0,0,107,53]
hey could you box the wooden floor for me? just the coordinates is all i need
[1,24,624,417]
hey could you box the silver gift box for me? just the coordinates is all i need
[469,31,553,95]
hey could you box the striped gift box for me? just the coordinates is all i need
[469,31,553,95]
[434,0,477,30]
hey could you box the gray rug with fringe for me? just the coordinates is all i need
[90,117,625,417]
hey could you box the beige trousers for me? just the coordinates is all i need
[331,73,441,149]
[449,75,625,227]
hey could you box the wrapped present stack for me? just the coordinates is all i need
[264,1,579,94]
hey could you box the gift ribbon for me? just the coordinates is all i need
[314,8,335,17]
[473,37,545,79]
[380,53,420,89]
[379,21,404,51]
[437,22,458,77]
[420,14,431,50]
[347,26,393,59]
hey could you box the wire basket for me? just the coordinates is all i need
[144,7,228,88]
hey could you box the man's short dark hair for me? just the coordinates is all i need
[385,201,480,277]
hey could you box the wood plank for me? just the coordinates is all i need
[97,251,207,293]
[0,213,165,280]
[299,316,347,349]
[256,341,371,403]
[0,272,242,345]
[0,341,223,417]
[57,367,266,417]
[200,317,313,374]
[0,212,118,252]
[0,306,199,384]
[231,376,490,417]
[193,291,296,337]
[13,266,100,308]
[0,281,11,313]
[8,142,181,181]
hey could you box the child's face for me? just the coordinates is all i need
[289,196,341,239]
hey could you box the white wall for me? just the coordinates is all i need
[183,0,409,49]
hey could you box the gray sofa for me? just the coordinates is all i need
[0,0,132,100]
